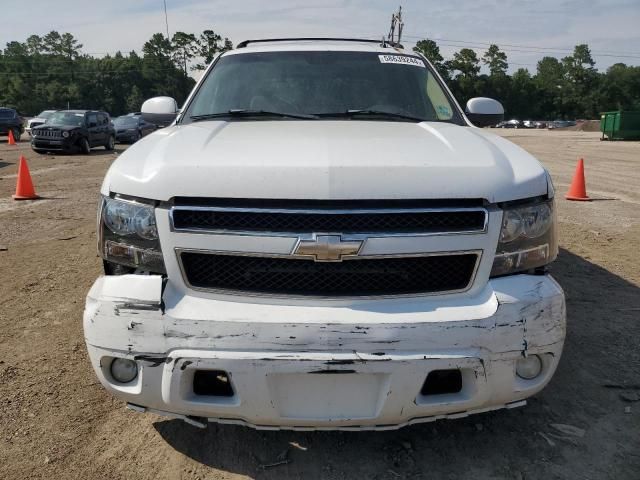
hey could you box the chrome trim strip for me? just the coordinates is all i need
[175,247,483,300]
[169,206,489,238]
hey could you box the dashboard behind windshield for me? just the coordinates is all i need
[184,51,463,124]
[46,112,85,127]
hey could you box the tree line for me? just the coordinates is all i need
[414,39,640,120]
[0,30,231,117]
[1,31,639,120]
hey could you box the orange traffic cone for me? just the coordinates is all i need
[12,156,39,200]
[565,158,590,201]
[7,129,17,145]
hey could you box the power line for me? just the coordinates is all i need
[416,35,640,56]
[0,67,181,76]
[401,34,640,59]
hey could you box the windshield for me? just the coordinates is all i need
[0,110,15,119]
[114,116,138,127]
[184,51,461,124]
[38,111,55,119]
[46,112,85,127]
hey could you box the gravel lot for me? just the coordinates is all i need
[0,130,639,480]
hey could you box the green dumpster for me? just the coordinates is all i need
[600,111,640,141]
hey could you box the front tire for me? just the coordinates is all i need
[12,128,21,142]
[80,137,91,154]
[105,135,115,150]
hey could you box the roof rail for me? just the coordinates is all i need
[236,38,401,49]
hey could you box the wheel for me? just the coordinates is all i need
[12,128,21,142]
[105,135,115,150]
[80,137,91,154]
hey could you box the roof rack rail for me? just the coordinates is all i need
[236,38,401,49]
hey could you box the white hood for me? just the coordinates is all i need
[102,120,548,203]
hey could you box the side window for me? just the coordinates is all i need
[88,113,98,127]
[426,73,453,120]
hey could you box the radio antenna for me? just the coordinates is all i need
[387,6,404,46]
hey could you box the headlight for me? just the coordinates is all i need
[99,195,165,273]
[491,198,557,277]
[62,131,70,138]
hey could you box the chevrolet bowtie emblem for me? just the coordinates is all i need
[294,235,363,262]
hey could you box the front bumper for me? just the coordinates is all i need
[84,274,565,430]
[0,125,22,135]
[116,131,137,142]
[31,137,74,151]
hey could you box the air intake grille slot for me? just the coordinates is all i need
[34,129,62,138]
[180,252,479,297]
[172,209,486,234]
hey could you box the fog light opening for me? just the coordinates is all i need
[421,369,463,396]
[193,370,234,397]
[516,355,542,380]
[110,358,138,384]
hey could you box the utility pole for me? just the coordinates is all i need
[163,0,170,40]
[387,6,404,46]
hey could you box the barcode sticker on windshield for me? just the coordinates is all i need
[378,55,424,67]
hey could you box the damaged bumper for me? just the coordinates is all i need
[83,274,565,430]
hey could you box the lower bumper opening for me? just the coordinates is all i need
[421,369,463,396]
[193,370,234,397]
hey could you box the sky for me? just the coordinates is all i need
[2,0,640,74]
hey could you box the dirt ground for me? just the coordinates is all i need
[0,130,639,480]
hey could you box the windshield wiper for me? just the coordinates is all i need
[317,110,426,122]
[190,109,317,121]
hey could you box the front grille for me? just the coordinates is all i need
[34,129,62,138]
[172,208,486,234]
[180,252,479,297]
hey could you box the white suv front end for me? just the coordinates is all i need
[83,39,565,430]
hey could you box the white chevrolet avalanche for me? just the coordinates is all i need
[84,39,565,430]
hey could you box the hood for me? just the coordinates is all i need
[102,120,549,203]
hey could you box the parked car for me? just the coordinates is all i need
[548,120,576,129]
[534,121,547,129]
[0,107,25,141]
[113,115,156,143]
[31,110,115,154]
[495,119,521,129]
[26,110,57,136]
[84,38,565,431]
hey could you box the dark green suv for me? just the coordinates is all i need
[0,107,25,141]
[31,110,116,154]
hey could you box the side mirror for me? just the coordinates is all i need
[141,96,178,127]
[465,97,504,128]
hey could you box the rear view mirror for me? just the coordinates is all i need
[141,96,178,127]
[465,97,504,128]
